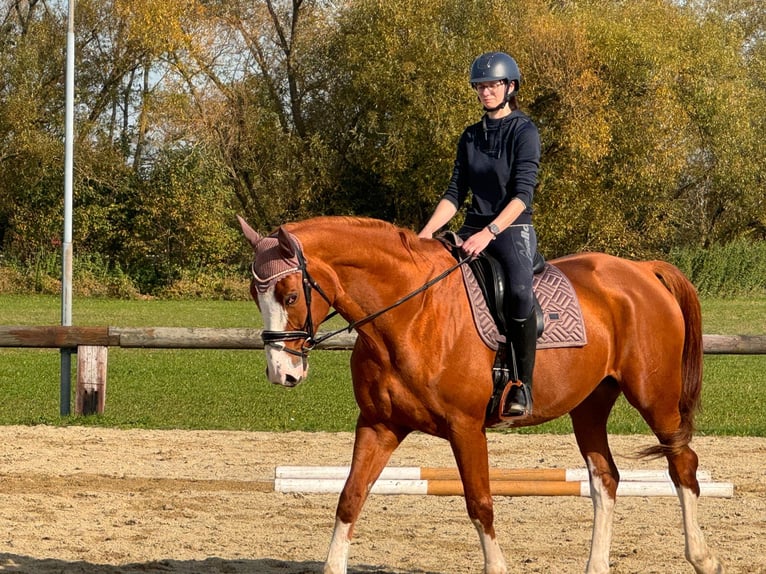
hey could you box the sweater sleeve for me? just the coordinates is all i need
[442,129,471,209]
[510,120,540,208]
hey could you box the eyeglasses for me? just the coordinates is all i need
[474,81,506,93]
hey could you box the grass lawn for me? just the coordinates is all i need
[0,295,764,435]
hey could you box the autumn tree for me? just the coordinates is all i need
[1,0,763,294]
[150,0,340,233]
[676,0,766,246]
[0,0,66,262]
[319,0,765,257]
[0,0,241,290]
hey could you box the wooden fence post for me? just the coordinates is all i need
[75,345,108,415]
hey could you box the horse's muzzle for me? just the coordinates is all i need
[265,348,308,387]
[272,374,303,388]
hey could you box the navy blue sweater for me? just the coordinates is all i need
[443,110,540,228]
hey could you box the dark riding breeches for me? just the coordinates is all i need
[459,223,537,320]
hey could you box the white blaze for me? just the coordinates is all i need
[258,290,307,385]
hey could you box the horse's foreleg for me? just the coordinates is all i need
[449,425,507,574]
[583,457,617,574]
[324,518,352,574]
[324,421,405,574]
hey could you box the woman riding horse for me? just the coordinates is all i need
[419,51,540,417]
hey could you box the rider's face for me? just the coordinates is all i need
[474,80,507,109]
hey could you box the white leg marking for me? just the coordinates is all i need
[678,486,724,573]
[585,460,614,574]
[472,519,508,574]
[324,517,352,574]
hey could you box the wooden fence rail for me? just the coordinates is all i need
[1,326,764,416]
[2,325,765,354]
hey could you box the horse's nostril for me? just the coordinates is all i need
[285,374,299,385]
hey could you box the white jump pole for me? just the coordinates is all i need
[275,466,713,483]
[60,0,76,416]
[273,477,734,498]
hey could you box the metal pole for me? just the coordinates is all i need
[60,0,76,416]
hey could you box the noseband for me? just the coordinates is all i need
[256,241,471,360]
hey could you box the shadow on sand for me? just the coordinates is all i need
[0,555,445,574]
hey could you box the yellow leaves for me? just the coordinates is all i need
[114,0,205,55]
[517,10,612,166]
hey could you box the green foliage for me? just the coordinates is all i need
[0,4,66,263]
[669,239,766,297]
[155,268,251,301]
[314,0,482,224]
[122,147,242,292]
[1,0,765,292]
[0,248,248,300]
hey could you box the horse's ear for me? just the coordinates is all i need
[277,226,297,258]
[237,215,262,248]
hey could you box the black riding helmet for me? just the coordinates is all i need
[470,52,521,111]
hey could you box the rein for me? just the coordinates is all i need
[260,245,472,358]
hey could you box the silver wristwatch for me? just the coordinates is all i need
[487,223,501,238]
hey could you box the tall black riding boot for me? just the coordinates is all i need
[504,308,537,416]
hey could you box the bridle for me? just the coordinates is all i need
[256,241,471,360]
[257,245,335,359]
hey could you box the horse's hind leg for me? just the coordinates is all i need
[324,420,405,574]
[628,388,724,572]
[676,476,725,574]
[654,433,724,573]
[570,379,622,574]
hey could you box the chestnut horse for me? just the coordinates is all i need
[237,215,723,574]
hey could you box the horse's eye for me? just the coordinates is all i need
[285,292,299,306]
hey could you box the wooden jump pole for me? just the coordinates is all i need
[273,466,733,497]
[273,477,734,498]
[274,465,713,483]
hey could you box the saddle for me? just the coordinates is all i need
[437,231,586,426]
[438,231,545,342]
[467,246,546,337]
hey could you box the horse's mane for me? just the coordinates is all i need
[285,216,428,258]
[286,215,403,234]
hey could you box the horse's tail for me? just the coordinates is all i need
[639,261,704,459]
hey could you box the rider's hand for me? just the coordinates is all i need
[461,228,493,258]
